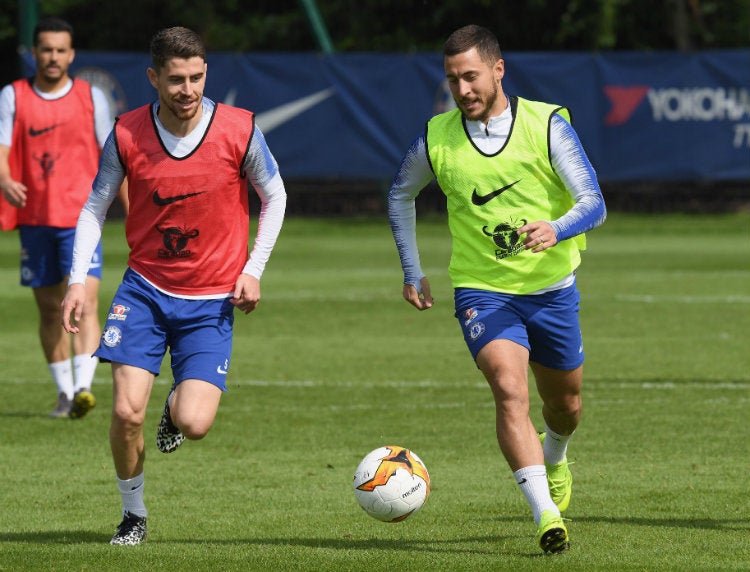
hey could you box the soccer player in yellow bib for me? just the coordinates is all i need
[388,25,606,554]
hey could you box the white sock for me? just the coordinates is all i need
[514,465,559,524]
[73,354,99,393]
[543,425,573,466]
[117,473,147,518]
[49,360,74,400]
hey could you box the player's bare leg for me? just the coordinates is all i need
[171,379,222,440]
[476,339,542,471]
[532,362,581,516]
[109,363,153,545]
[72,276,101,358]
[477,340,569,553]
[33,282,73,415]
[532,362,582,436]
[110,363,154,479]
[157,379,221,453]
[34,282,69,364]
[68,276,101,418]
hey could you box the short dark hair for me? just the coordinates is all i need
[33,17,74,47]
[444,25,502,66]
[150,27,206,71]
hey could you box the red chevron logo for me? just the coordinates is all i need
[603,85,650,126]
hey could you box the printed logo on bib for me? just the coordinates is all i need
[157,225,199,259]
[28,124,60,137]
[482,218,526,260]
[152,189,206,206]
[471,179,521,206]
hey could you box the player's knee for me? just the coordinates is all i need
[181,424,211,441]
[110,406,146,438]
[175,416,213,440]
[547,393,582,417]
[487,372,528,403]
[38,303,63,325]
[83,296,99,315]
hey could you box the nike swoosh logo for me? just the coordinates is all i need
[216,365,228,375]
[29,124,60,137]
[471,179,521,206]
[152,190,206,206]
[252,88,335,133]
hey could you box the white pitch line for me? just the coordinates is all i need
[219,400,495,413]
[236,379,487,389]
[614,294,750,304]
[233,379,750,390]
[1,378,747,390]
[618,381,750,390]
[262,289,396,301]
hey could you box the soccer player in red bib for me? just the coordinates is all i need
[61,27,286,545]
[0,17,118,419]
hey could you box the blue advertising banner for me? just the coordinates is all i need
[23,49,750,182]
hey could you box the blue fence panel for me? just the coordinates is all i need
[24,49,749,181]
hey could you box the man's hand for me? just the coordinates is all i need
[0,178,28,208]
[61,283,87,334]
[231,274,261,314]
[402,276,433,311]
[518,220,557,253]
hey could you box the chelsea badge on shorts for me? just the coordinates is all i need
[102,325,123,347]
[469,321,486,341]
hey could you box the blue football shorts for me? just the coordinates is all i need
[19,225,102,288]
[95,268,235,391]
[454,283,584,370]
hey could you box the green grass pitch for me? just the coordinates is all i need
[0,212,748,570]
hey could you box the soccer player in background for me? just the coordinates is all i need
[388,25,606,554]
[61,26,286,545]
[0,17,120,419]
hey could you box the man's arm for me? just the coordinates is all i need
[519,115,606,252]
[62,133,124,333]
[0,87,25,208]
[0,144,26,208]
[548,114,607,241]
[91,85,113,149]
[388,133,434,288]
[242,126,287,281]
[68,133,125,285]
[231,126,286,315]
[388,133,435,310]
[91,86,129,214]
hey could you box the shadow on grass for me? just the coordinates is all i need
[0,530,505,555]
[1,515,746,550]
[0,411,53,419]
[0,532,546,560]
[486,514,748,532]
[0,516,750,558]
[0,531,109,543]
[569,515,749,532]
